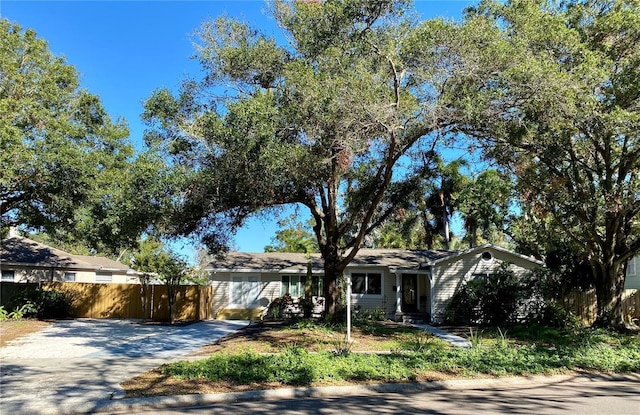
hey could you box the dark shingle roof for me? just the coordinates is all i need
[206,248,457,273]
[1,236,129,271]
[205,245,543,273]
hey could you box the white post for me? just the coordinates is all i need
[346,273,351,343]
[395,273,402,313]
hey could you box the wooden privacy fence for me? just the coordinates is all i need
[0,282,213,322]
[564,289,640,324]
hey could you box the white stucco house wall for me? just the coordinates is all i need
[205,244,544,322]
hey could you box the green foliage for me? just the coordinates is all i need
[266,293,294,320]
[264,214,319,253]
[298,297,315,318]
[131,238,189,323]
[8,288,72,319]
[163,325,640,385]
[437,0,640,326]
[0,306,7,320]
[354,307,386,322]
[0,20,162,255]
[444,263,528,326]
[142,0,462,318]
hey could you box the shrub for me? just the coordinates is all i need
[298,297,314,318]
[354,307,386,322]
[8,288,73,319]
[266,293,294,320]
[444,263,526,326]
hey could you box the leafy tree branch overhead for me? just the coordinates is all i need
[142,0,462,318]
[437,0,640,328]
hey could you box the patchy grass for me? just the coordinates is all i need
[122,321,640,398]
[0,319,50,347]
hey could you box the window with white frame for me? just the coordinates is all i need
[351,272,382,295]
[230,276,261,308]
[64,272,76,282]
[95,272,112,283]
[1,270,15,281]
[627,256,637,278]
[281,275,323,297]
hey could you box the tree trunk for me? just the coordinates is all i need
[592,261,626,329]
[167,284,177,324]
[140,281,150,322]
[322,247,344,321]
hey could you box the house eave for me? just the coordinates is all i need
[0,261,98,271]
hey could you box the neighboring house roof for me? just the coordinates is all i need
[206,245,541,274]
[74,255,130,272]
[0,236,130,272]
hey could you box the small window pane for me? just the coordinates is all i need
[247,277,260,306]
[352,274,366,294]
[368,274,382,294]
[64,272,76,282]
[290,276,300,297]
[627,257,636,277]
[95,272,112,283]
[281,276,290,296]
[1,270,15,281]
[232,277,243,304]
[312,276,323,297]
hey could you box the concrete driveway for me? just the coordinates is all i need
[0,318,248,415]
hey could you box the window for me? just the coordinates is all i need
[231,276,261,308]
[481,251,493,261]
[281,275,323,297]
[1,270,15,281]
[95,272,112,283]
[350,272,382,295]
[628,257,637,277]
[64,272,76,282]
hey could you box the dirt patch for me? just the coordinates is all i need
[0,319,50,347]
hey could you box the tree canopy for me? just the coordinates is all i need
[143,0,463,317]
[437,0,640,327]
[0,20,163,255]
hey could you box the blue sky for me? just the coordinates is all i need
[1,0,474,256]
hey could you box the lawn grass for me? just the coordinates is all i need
[159,321,639,387]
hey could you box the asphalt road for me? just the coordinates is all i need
[128,376,640,415]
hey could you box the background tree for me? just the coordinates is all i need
[457,169,513,248]
[132,238,189,324]
[438,0,640,327]
[0,20,161,254]
[143,0,461,318]
[264,214,319,253]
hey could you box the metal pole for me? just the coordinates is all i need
[346,274,351,343]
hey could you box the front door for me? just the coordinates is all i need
[402,274,418,313]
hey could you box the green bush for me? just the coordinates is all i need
[8,288,72,319]
[298,297,314,318]
[444,263,526,326]
[266,293,293,320]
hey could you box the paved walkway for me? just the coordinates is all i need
[413,324,472,348]
[0,319,248,415]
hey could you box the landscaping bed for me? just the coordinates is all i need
[121,320,640,398]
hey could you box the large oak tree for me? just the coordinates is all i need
[143,0,459,318]
[437,0,639,327]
